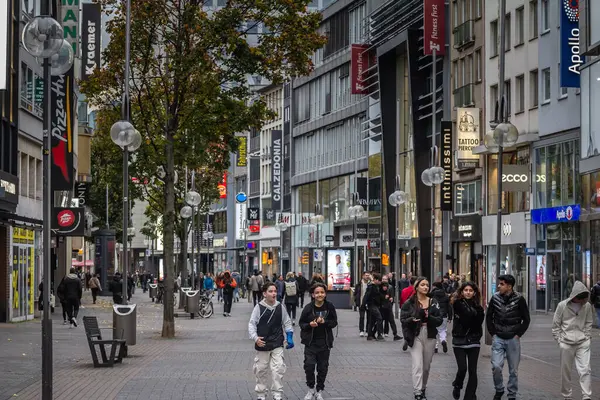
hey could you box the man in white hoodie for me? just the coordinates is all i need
[552,281,593,400]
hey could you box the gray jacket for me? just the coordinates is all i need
[552,281,593,345]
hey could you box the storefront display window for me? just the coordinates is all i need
[534,140,580,209]
[11,227,37,320]
[487,147,530,214]
[454,180,482,215]
[486,245,527,302]
[458,242,472,282]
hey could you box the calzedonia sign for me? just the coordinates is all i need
[271,130,282,211]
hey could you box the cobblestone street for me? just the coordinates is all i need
[1,290,599,400]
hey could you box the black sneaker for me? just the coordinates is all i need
[393,335,402,341]
[376,335,385,341]
[493,392,504,400]
[434,347,438,353]
[452,386,460,400]
[442,340,448,353]
[367,336,374,341]
[402,341,409,351]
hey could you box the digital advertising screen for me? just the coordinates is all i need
[536,255,546,291]
[326,249,352,291]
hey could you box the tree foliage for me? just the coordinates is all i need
[81,0,326,338]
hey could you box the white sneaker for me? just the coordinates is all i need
[315,391,325,400]
[304,389,314,400]
[384,334,389,337]
[359,331,365,337]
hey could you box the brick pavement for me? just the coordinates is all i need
[1,290,600,400]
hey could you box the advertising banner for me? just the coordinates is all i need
[326,248,352,291]
[531,204,581,224]
[560,0,583,88]
[51,207,85,236]
[501,164,530,192]
[440,121,453,211]
[271,130,282,211]
[237,136,247,167]
[81,3,101,82]
[75,181,90,207]
[423,0,446,55]
[235,202,247,241]
[456,108,480,169]
[350,44,370,94]
[217,173,227,199]
[51,71,75,191]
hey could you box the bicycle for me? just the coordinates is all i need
[197,289,214,319]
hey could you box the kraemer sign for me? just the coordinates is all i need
[271,130,282,211]
[81,3,101,82]
[560,0,583,88]
[423,0,445,55]
[501,164,530,192]
[531,204,581,224]
[456,108,480,169]
[440,121,453,211]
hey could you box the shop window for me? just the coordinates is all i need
[454,180,481,215]
[487,147,530,214]
[534,140,580,209]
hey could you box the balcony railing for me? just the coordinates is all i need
[453,83,475,108]
[453,20,475,49]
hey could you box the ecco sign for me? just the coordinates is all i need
[501,165,529,192]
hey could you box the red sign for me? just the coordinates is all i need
[248,225,260,233]
[596,182,600,206]
[423,0,445,55]
[217,173,227,199]
[350,44,370,94]
[57,210,75,227]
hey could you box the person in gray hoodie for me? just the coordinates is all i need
[552,281,593,400]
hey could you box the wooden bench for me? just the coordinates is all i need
[83,316,127,368]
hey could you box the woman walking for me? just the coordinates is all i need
[451,282,484,400]
[400,277,443,400]
[283,272,300,325]
[89,273,102,304]
[299,283,338,400]
[218,271,237,317]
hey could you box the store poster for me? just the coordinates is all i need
[536,255,547,291]
[326,249,352,291]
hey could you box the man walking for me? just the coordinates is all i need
[58,267,83,327]
[249,270,264,306]
[296,272,308,307]
[354,272,371,337]
[589,275,600,327]
[552,281,593,400]
[363,273,384,341]
[486,274,530,400]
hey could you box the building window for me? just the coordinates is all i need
[454,180,482,215]
[592,3,600,45]
[461,0,470,22]
[453,60,459,90]
[542,67,551,103]
[515,6,524,45]
[466,54,473,84]
[505,79,511,116]
[490,84,498,111]
[490,20,498,57]
[504,13,511,50]
[530,69,539,107]
[541,0,550,33]
[472,0,481,19]
[453,0,459,28]
[475,49,482,81]
[516,75,525,113]
[534,140,580,209]
[323,8,349,59]
[20,63,43,118]
[529,0,538,40]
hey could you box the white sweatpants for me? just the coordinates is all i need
[253,347,286,398]
[410,326,437,395]
[436,317,448,347]
[559,340,592,399]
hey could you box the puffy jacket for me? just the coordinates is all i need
[552,281,594,345]
[363,283,383,308]
[452,298,484,347]
[299,300,338,349]
[58,273,82,301]
[400,296,443,347]
[485,291,530,339]
[380,283,395,309]
[430,287,450,318]
[203,277,214,290]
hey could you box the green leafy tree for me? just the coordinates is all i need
[82,0,325,338]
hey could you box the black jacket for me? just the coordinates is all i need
[400,296,443,347]
[380,283,395,309]
[430,287,450,318]
[57,273,82,301]
[452,298,484,347]
[296,275,308,292]
[363,283,383,308]
[109,276,123,294]
[485,291,530,339]
[299,300,338,349]
[590,282,600,308]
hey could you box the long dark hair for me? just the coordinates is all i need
[410,276,429,302]
[451,281,481,305]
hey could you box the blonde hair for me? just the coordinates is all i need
[286,272,294,279]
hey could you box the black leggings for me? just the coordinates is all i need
[252,291,262,306]
[304,345,330,392]
[286,303,297,320]
[223,293,233,313]
[369,307,383,337]
[453,346,480,400]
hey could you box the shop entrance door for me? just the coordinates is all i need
[547,251,561,312]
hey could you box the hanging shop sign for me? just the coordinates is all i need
[271,130,282,211]
[440,121,453,211]
[237,136,247,167]
[450,215,482,242]
[75,181,89,207]
[423,0,446,55]
[51,207,85,236]
[218,173,227,199]
[247,207,260,221]
[81,3,101,82]
[531,204,581,224]
[560,0,583,88]
[350,44,370,94]
[456,108,480,169]
[50,71,75,191]
[501,164,530,192]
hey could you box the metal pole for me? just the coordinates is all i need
[190,212,194,287]
[353,133,359,277]
[41,0,53,394]
[496,0,507,284]
[394,99,401,319]
[106,184,109,228]
[430,49,437,283]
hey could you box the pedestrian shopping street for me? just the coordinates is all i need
[0,290,598,400]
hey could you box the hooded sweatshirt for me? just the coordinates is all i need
[60,273,82,301]
[552,281,593,346]
[248,299,293,351]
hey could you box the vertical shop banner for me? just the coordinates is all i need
[423,0,446,55]
[356,177,367,206]
[217,172,227,199]
[368,177,382,211]
[440,121,453,211]
[51,70,75,191]
[350,44,370,94]
[456,108,480,169]
[271,130,282,211]
[81,3,101,82]
[560,0,582,88]
[237,136,247,167]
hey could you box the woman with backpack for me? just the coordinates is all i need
[283,272,300,325]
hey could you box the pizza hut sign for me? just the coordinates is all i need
[52,207,85,236]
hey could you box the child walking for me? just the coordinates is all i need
[299,283,338,400]
[248,282,295,400]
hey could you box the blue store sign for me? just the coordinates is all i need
[560,0,583,88]
[531,204,581,224]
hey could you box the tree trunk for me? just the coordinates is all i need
[162,137,176,338]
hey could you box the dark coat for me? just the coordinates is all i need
[452,298,485,347]
[363,283,383,308]
[57,274,82,302]
[400,296,443,347]
[299,300,338,349]
[486,291,531,339]
[296,275,309,292]
[380,283,395,309]
[430,286,450,318]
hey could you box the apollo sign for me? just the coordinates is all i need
[501,165,529,192]
[560,0,583,88]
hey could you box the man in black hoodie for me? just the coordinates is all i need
[363,273,384,341]
[296,272,308,307]
[430,281,450,353]
[381,276,402,341]
[58,267,82,327]
[109,272,124,304]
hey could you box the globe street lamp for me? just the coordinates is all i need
[348,194,365,279]
[184,172,201,287]
[22,12,74,399]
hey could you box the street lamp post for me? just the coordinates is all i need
[388,177,408,318]
[275,216,289,276]
[22,13,74,399]
[183,173,201,286]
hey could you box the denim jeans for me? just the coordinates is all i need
[491,335,521,397]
